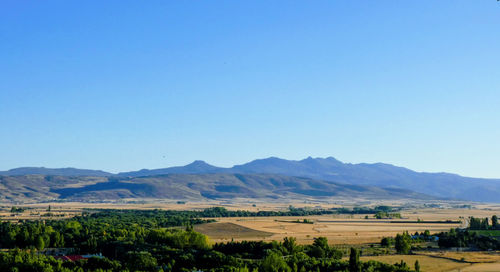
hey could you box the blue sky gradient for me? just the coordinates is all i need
[1,1,499,177]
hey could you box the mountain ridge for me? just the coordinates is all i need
[2,156,499,202]
[0,167,112,177]
[0,173,436,203]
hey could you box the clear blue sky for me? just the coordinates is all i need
[1,1,499,177]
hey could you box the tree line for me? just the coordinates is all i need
[380,216,500,252]
[468,215,499,230]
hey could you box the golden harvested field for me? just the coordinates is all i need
[191,206,500,244]
[415,251,500,263]
[360,255,468,272]
[361,252,500,272]
[448,262,500,271]
[202,215,461,244]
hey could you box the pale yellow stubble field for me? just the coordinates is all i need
[197,215,459,244]
[360,252,500,272]
[195,207,500,244]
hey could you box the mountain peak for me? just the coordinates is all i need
[326,156,341,162]
[184,160,220,170]
[299,156,342,165]
[262,156,283,161]
[188,160,210,166]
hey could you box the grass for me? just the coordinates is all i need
[471,230,500,237]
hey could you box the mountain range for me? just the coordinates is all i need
[1,157,499,202]
[0,173,432,203]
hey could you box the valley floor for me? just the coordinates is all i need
[2,201,500,271]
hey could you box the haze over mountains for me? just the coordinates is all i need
[1,157,499,202]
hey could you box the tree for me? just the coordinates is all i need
[308,245,325,258]
[261,251,290,272]
[397,260,410,270]
[309,237,327,258]
[469,217,479,229]
[349,248,361,272]
[125,251,157,272]
[10,207,24,213]
[84,236,98,253]
[482,218,489,230]
[312,237,328,250]
[492,215,498,229]
[395,232,411,254]
[374,211,387,219]
[283,237,298,255]
[50,231,64,248]
[309,237,341,259]
[36,236,45,250]
[380,237,393,247]
[414,260,420,272]
[85,257,121,271]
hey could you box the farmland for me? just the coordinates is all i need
[194,222,273,239]
[199,215,460,244]
[1,202,499,246]
[1,202,500,271]
[191,206,498,245]
[361,251,500,272]
[361,255,465,272]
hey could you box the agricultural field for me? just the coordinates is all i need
[193,206,500,244]
[201,215,460,244]
[1,202,500,271]
[194,222,273,239]
[415,251,500,263]
[0,206,82,221]
[450,262,500,271]
[2,202,499,246]
[470,229,500,237]
[360,255,466,272]
[359,251,500,272]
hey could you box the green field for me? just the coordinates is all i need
[471,230,500,237]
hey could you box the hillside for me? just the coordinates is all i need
[0,173,434,203]
[2,157,500,202]
[231,157,500,202]
[0,175,108,203]
[0,167,112,177]
[118,157,500,202]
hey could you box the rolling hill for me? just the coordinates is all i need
[1,156,499,202]
[0,173,434,203]
[117,157,500,202]
[0,167,111,177]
